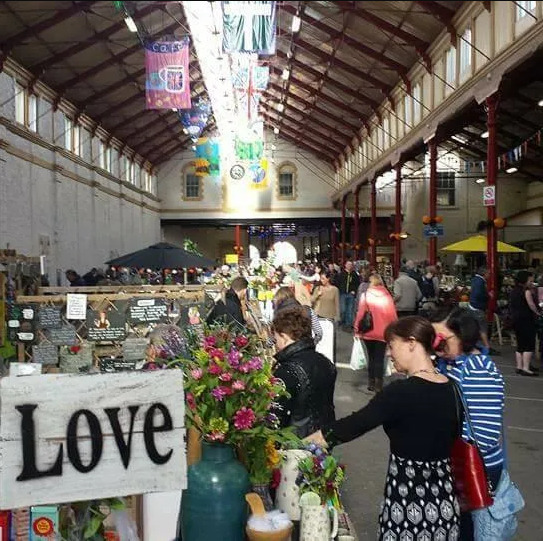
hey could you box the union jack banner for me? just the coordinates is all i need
[232,58,269,120]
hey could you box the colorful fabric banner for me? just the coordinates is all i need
[145,39,191,109]
[249,158,268,189]
[222,1,276,55]
[179,101,211,140]
[232,60,269,120]
[196,137,220,176]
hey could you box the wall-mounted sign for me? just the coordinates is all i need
[47,325,77,346]
[38,307,62,330]
[423,224,444,237]
[128,299,168,324]
[230,164,245,180]
[87,308,127,342]
[32,344,58,366]
[483,185,495,207]
[66,294,87,321]
[0,371,186,509]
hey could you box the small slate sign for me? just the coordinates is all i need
[99,358,137,373]
[48,325,77,346]
[128,299,169,323]
[87,308,127,342]
[38,307,62,329]
[59,343,94,374]
[32,344,58,365]
[122,338,149,361]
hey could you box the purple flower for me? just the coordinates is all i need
[211,386,229,401]
[228,349,241,367]
[249,357,263,370]
[265,412,279,427]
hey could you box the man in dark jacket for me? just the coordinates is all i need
[335,261,360,331]
[206,276,248,329]
[65,269,85,287]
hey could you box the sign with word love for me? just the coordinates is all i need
[0,371,185,509]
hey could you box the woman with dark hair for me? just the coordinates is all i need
[272,306,336,437]
[429,307,505,540]
[307,316,460,540]
[311,270,340,322]
[509,271,541,376]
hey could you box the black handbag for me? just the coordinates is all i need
[358,292,374,333]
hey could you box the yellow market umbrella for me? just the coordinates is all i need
[440,235,525,253]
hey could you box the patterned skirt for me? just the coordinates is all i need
[378,453,460,541]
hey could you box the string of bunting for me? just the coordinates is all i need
[464,127,543,172]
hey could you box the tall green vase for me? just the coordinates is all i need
[179,441,250,541]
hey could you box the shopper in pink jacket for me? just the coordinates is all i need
[354,274,397,392]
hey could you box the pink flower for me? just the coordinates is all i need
[235,335,249,348]
[233,407,256,430]
[227,349,241,367]
[219,372,232,382]
[208,363,223,376]
[186,392,196,411]
[207,431,226,442]
[232,380,245,391]
[249,357,263,371]
[211,386,230,401]
[191,368,203,380]
[210,348,225,361]
[237,363,252,374]
[203,336,216,348]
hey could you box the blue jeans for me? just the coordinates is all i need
[340,293,355,328]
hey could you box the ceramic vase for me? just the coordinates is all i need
[274,449,311,521]
[179,442,250,541]
[299,505,338,541]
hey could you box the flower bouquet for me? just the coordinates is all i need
[296,444,346,508]
[183,325,297,484]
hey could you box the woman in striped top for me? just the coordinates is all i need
[429,307,505,540]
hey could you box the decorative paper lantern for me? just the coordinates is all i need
[493,217,506,229]
[434,216,443,223]
[422,215,432,225]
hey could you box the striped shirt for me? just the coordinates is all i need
[438,352,505,468]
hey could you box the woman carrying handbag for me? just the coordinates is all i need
[429,307,509,540]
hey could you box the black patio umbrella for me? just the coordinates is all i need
[106,242,215,269]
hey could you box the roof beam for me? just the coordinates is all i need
[277,50,378,110]
[133,123,183,154]
[291,36,391,95]
[260,101,351,144]
[1,1,98,54]
[270,67,365,120]
[29,3,158,74]
[414,1,456,43]
[261,110,345,153]
[282,4,409,84]
[261,91,353,142]
[95,91,144,122]
[141,134,186,159]
[56,19,180,93]
[83,68,146,105]
[150,123,215,164]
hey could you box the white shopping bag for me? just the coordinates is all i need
[350,337,368,370]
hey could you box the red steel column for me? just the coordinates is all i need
[353,187,360,260]
[428,138,438,265]
[394,164,402,277]
[486,93,499,319]
[235,224,241,256]
[370,177,377,268]
[341,196,347,263]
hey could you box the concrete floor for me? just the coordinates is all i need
[332,329,543,540]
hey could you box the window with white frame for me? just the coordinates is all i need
[516,0,536,20]
[459,27,472,80]
[151,173,158,196]
[383,115,390,149]
[403,94,412,128]
[413,83,422,124]
[277,162,297,199]
[185,173,200,198]
[134,163,141,188]
[437,171,456,207]
[445,47,457,94]
[64,116,73,151]
[14,83,38,133]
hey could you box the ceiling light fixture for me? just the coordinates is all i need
[124,16,138,33]
[399,232,410,239]
[291,15,302,33]
[277,103,285,112]
[480,131,489,139]
[281,68,290,80]
[506,166,518,174]
[475,178,485,184]
[271,144,277,150]
[538,99,543,107]
[274,127,280,134]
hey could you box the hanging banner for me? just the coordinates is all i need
[145,39,191,110]
[222,1,276,55]
[232,56,269,120]
[179,101,211,140]
[196,138,220,176]
[249,158,268,190]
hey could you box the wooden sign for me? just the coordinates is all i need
[47,325,77,346]
[32,344,58,365]
[38,307,62,329]
[87,308,127,342]
[0,371,186,509]
[128,299,168,324]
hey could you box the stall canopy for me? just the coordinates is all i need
[440,235,525,253]
[106,242,215,268]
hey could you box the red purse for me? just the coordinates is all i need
[450,381,494,512]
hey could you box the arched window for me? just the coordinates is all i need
[276,161,297,200]
[249,245,260,261]
[272,241,297,266]
[182,162,203,200]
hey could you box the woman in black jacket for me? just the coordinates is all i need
[272,306,336,437]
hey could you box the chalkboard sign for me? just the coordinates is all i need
[48,325,77,346]
[32,344,58,365]
[59,343,93,374]
[100,358,137,372]
[128,299,168,323]
[87,308,127,342]
[122,338,149,361]
[38,307,62,329]
[8,305,37,343]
